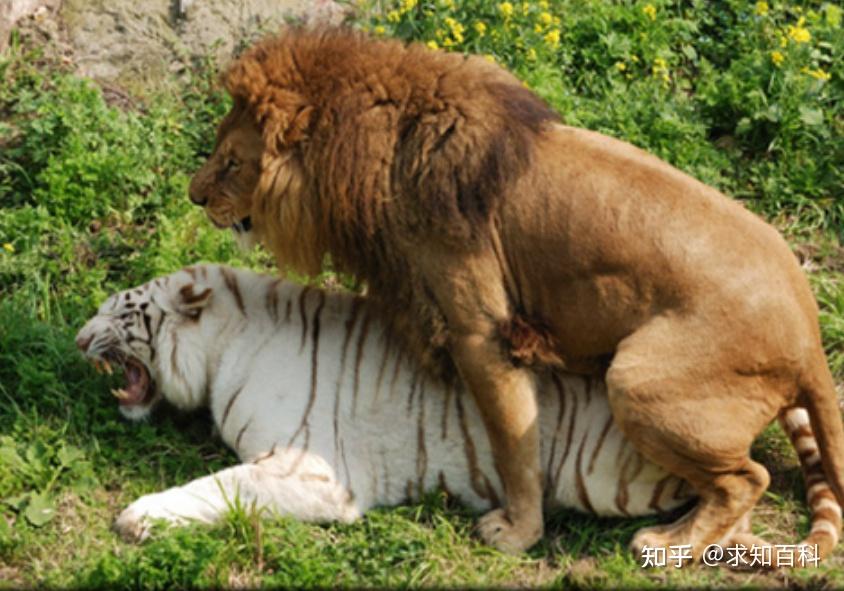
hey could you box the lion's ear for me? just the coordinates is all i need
[255,90,313,155]
[174,283,213,319]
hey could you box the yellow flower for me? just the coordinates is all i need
[427,40,439,50]
[631,54,640,63]
[521,2,530,15]
[484,54,496,63]
[539,0,549,8]
[544,29,561,47]
[642,4,657,21]
[401,0,417,12]
[534,23,544,33]
[387,9,400,22]
[374,25,385,35]
[443,37,455,47]
[3,243,13,254]
[527,47,537,61]
[540,12,553,25]
[474,21,487,36]
[499,2,514,18]
[443,16,465,43]
[805,67,831,81]
[652,57,670,84]
[770,50,784,66]
[615,61,627,71]
[779,34,788,47]
[787,21,811,43]
[755,1,769,16]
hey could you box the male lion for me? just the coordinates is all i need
[189,27,844,556]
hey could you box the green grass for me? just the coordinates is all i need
[1,0,843,587]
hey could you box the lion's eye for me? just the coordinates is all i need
[224,157,240,173]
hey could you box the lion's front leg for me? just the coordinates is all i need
[422,245,544,554]
[115,456,360,542]
[450,330,544,553]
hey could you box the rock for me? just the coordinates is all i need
[57,0,350,91]
[0,0,55,51]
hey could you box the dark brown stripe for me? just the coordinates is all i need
[340,435,354,493]
[266,279,281,324]
[455,389,491,501]
[298,285,312,352]
[406,369,419,416]
[805,470,826,486]
[334,298,362,473]
[220,267,246,316]
[351,310,373,418]
[438,471,453,497]
[812,488,837,504]
[253,445,277,464]
[441,382,454,440]
[235,418,252,450]
[791,425,813,439]
[221,385,244,430]
[615,450,644,516]
[811,507,840,523]
[648,474,672,512]
[799,448,822,465]
[373,324,393,405]
[615,459,630,516]
[170,330,182,380]
[184,266,197,279]
[575,430,595,513]
[552,380,578,492]
[416,378,428,493]
[587,416,615,475]
[286,291,325,450]
[545,373,567,493]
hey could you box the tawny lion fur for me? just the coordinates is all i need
[190,27,844,558]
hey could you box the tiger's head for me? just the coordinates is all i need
[75,267,223,421]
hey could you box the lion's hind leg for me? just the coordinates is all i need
[605,319,782,562]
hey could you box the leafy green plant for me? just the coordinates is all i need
[0,1,842,587]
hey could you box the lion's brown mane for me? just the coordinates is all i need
[223,27,560,374]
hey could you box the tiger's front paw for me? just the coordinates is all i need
[113,493,184,543]
[477,508,543,554]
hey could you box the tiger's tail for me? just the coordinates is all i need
[780,406,842,559]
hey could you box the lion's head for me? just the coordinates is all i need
[188,104,263,237]
[189,27,558,283]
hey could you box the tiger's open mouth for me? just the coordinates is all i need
[90,352,153,407]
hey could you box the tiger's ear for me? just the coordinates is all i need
[175,283,213,319]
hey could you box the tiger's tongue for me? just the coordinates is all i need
[121,361,149,406]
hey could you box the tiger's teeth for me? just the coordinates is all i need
[94,359,104,374]
[111,388,129,400]
[102,360,113,375]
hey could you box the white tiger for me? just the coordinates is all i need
[75,264,840,562]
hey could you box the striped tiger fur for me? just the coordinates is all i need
[76,264,840,560]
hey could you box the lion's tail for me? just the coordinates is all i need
[781,405,842,559]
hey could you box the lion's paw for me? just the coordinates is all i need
[477,508,542,554]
